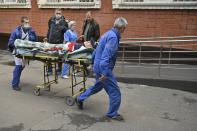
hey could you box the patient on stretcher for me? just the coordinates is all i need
[14,39,94,59]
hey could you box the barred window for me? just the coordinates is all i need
[38,0,100,8]
[0,0,31,8]
[173,0,197,1]
[113,0,197,9]
[122,0,144,2]
[46,0,94,2]
[0,0,27,3]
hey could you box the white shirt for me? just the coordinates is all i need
[21,28,29,40]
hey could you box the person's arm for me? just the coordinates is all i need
[64,31,71,43]
[94,22,100,41]
[76,35,84,43]
[82,20,86,35]
[62,20,68,34]
[91,49,96,64]
[8,29,17,51]
[90,22,100,48]
[46,18,52,40]
[29,29,37,42]
[99,37,118,78]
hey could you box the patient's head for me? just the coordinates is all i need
[43,38,48,43]
[84,41,92,48]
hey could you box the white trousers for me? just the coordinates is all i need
[13,55,25,67]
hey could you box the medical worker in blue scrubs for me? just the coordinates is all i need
[8,16,37,91]
[76,17,128,121]
[61,21,78,79]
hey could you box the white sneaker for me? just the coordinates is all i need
[62,75,69,79]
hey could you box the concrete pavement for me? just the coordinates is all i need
[0,50,197,131]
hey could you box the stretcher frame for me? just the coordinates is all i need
[15,54,91,105]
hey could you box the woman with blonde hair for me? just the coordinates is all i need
[61,21,77,79]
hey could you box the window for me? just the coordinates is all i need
[112,0,197,9]
[37,0,101,9]
[0,0,31,8]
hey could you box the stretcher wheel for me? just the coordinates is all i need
[65,96,75,106]
[34,88,40,96]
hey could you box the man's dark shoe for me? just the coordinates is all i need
[101,115,112,122]
[107,114,124,121]
[75,97,83,110]
[13,87,21,91]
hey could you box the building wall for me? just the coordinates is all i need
[0,0,197,39]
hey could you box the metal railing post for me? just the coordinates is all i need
[121,43,125,73]
[139,43,142,65]
[122,44,125,65]
[168,43,172,65]
[158,42,163,77]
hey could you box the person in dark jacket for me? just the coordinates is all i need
[82,11,100,48]
[47,8,68,44]
[46,8,68,74]
[8,16,37,91]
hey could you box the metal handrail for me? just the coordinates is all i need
[121,36,197,41]
[118,36,197,77]
[120,39,197,44]
[117,58,197,61]
[119,51,197,53]
[120,43,197,46]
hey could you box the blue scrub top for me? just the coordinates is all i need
[64,29,78,42]
[93,28,121,77]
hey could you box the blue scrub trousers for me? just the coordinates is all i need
[12,56,24,89]
[61,64,70,76]
[77,73,121,117]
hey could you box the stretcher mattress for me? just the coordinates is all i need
[14,39,94,60]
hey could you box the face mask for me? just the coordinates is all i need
[70,26,75,31]
[55,14,61,20]
[23,23,30,29]
[23,23,30,28]
[22,23,30,33]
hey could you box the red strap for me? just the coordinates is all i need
[68,42,75,52]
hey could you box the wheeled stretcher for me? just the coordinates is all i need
[14,39,94,105]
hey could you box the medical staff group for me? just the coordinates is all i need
[8,9,128,121]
